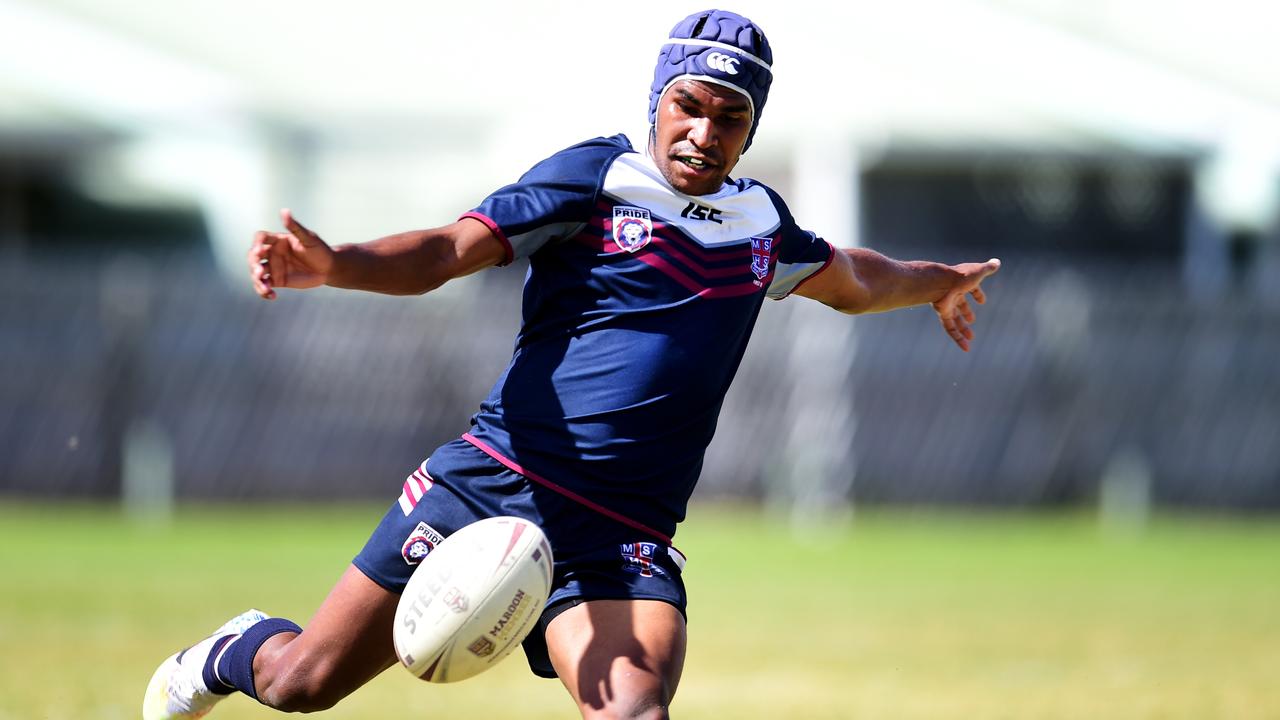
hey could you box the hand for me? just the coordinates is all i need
[931,258,1001,352]
[247,209,336,300]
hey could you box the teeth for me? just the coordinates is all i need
[685,157,705,167]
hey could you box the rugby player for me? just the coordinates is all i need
[144,9,1000,719]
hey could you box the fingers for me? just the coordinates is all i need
[258,256,276,299]
[281,208,322,247]
[248,230,292,300]
[939,311,971,352]
[935,258,999,352]
[248,231,276,299]
[976,258,1001,282]
[247,211,332,299]
[936,290,976,352]
[972,256,1003,298]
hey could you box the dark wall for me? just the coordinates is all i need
[2,150,1275,509]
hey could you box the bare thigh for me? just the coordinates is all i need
[545,599,687,720]
[251,564,400,712]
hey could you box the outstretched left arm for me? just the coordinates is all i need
[794,248,1002,352]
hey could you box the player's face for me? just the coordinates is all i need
[651,80,752,196]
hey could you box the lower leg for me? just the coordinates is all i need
[223,565,400,713]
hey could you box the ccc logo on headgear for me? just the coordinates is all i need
[705,52,740,75]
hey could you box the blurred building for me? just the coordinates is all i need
[2,0,1278,510]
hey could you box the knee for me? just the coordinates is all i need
[579,687,673,720]
[581,704,671,720]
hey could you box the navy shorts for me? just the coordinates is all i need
[353,438,687,678]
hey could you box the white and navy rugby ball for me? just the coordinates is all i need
[393,516,554,683]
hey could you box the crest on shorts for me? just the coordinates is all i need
[612,206,652,253]
[620,541,667,578]
[750,236,773,281]
[401,521,446,565]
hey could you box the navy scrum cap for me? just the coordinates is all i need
[648,9,774,152]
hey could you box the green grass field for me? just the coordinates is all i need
[1,502,1277,719]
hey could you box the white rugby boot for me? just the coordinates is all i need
[142,609,269,720]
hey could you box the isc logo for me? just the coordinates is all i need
[705,52,740,75]
[681,201,723,224]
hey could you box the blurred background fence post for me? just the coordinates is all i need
[767,131,860,533]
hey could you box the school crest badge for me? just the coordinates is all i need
[612,206,652,253]
[620,541,667,578]
[750,237,774,280]
[401,521,446,565]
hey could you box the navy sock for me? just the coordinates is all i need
[200,635,238,695]
[212,618,303,702]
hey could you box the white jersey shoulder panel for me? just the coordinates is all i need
[602,153,781,247]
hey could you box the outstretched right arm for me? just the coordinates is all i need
[248,209,507,299]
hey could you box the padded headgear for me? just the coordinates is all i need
[648,9,774,153]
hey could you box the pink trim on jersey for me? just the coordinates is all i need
[780,239,838,299]
[459,211,514,266]
[398,461,435,515]
[632,250,766,299]
[650,222,754,263]
[702,282,769,299]
[629,249,703,294]
[652,234,755,280]
[575,224,771,299]
[587,213,754,265]
[461,432,674,546]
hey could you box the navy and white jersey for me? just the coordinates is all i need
[457,134,833,541]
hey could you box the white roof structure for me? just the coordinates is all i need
[3,0,1278,270]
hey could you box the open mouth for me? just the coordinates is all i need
[677,155,716,172]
